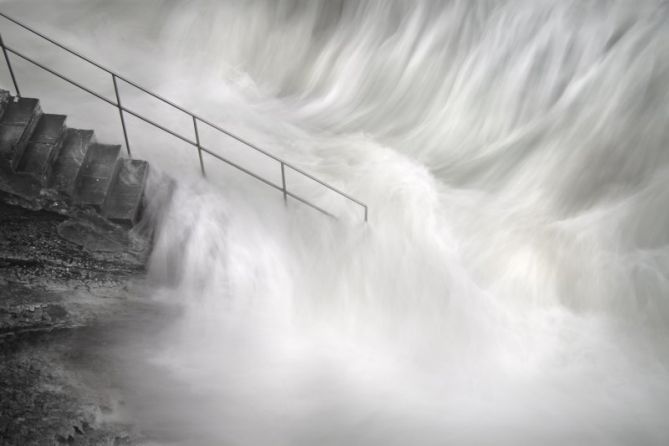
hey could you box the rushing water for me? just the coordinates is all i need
[3,0,669,444]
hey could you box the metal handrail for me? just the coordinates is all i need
[0,12,368,222]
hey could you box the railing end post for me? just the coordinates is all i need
[0,33,21,97]
[281,162,288,204]
[112,74,132,157]
[193,116,206,177]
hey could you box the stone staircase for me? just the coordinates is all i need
[0,89,152,256]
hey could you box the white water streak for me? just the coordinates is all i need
[2,0,669,444]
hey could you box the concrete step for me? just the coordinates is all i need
[0,90,10,120]
[102,159,149,226]
[17,114,67,185]
[50,129,95,195]
[73,143,121,208]
[0,97,42,171]
[28,113,67,144]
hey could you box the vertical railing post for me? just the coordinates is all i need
[193,116,206,177]
[112,74,131,157]
[280,162,287,203]
[364,205,368,223]
[0,34,21,97]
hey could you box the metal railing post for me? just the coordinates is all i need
[0,33,20,97]
[112,74,131,157]
[280,162,287,203]
[193,116,206,177]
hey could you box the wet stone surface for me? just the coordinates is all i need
[1,334,136,446]
[0,201,151,445]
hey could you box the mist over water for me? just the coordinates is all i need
[3,0,669,444]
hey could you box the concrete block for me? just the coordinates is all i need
[0,90,10,119]
[0,97,38,125]
[17,115,67,185]
[0,97,42,170]
[103,159,149,226]
[50,129,95,195]
[73,143,121,208]
[28,114,66,144]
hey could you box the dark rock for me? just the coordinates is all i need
[0,201,147,286]
[0,200,147,445]
[57,219,130,253]
[0,166,43,202]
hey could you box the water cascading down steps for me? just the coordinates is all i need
[0,89,151,254]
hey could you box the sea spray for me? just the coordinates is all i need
[2,0,668,444]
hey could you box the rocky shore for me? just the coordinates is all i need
[0,200,155,445]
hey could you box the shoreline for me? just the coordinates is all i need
[0,200,157,445]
